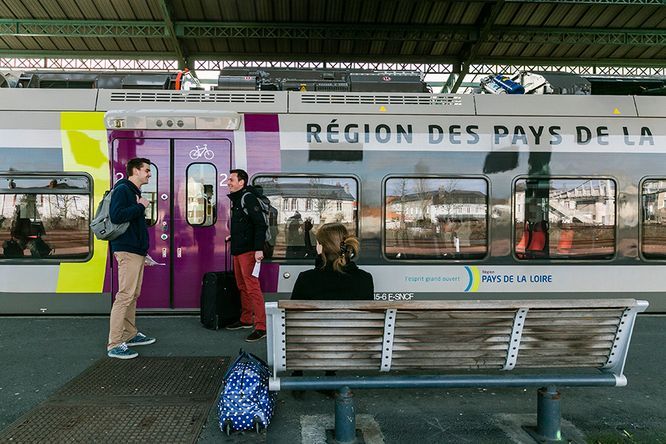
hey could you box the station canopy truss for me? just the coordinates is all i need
[0,0,664,93]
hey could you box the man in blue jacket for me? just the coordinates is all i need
[107,158,156,359]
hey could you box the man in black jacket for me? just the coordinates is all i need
[225,169,268,342]
[107,158,156,359]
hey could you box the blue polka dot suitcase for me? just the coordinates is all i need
[218,350,277,434]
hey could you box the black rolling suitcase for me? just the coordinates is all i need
[200,269,241,330]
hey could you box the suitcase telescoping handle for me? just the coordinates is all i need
[225,236,232,272]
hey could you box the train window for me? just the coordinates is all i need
[0,174,92,261]
[186,163,217,227]
[252,176,358,260]
[641,179,666,259]
[143,162,158,226]
[384,177,488,260]
[514,178,616,260]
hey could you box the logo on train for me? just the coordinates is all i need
[464,266,480,292]
[189,144,214,160]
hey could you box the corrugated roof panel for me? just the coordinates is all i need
[359,1,380,24]
[95,0,120,19]
[76,0,103,19]
[621,6,659,28]
[114,37,139,52]
[459,2,483,25]
[131,0,158,20]
[525,3,554,26]
[444,3,467,25]
[542,4,568,27]
[108,0,137,20]
[376,2,394,23]
[341,0,361,22]
[426,2,449,25]
[0,1,11,17]
[58,0,86,20]
[510,4,541,27]
[22,0,52,19]
[369,39,385,55]
[184,0,207,20]
[99,37,120,52]
[273,0,289,21]
[557,4,589,27]
[3,0,30,18]
[289,0,307,22]
[414,2,439,24]
[495,3,520,27]
[430,41,447,57]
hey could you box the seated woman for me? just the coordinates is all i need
[290,223,374,383]
[291,222,374,300]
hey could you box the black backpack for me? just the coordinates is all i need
[241,190,278,258]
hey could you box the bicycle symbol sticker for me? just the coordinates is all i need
[189,144,214,160]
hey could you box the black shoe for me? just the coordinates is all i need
[245,330,267,342]
[225,321,253,331]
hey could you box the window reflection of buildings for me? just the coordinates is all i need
[643,180,666,223]
[260,181,356,225]
[515,180,615,225]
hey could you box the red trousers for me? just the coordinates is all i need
[233,251,266,330]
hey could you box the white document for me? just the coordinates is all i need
[145,254,166,266]
[252,261,261,278]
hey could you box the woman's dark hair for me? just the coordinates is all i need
[315,223,360,273]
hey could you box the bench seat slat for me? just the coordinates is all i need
[522,326,619,334]
[286,311,386,320]
[288,360,379,368]
[394,327,513,335]
[287,335,385,343]
[396,311,517,319]
[524,319,620,326]
[288,343,511,352]
[526,310,624,318]
[286,320,386,328]
[390,358,507,367]
[286,327,384,335]
[395,319,515,328]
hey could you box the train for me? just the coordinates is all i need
[0,74,665,313]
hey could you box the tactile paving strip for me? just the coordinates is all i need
[0,357,228,444]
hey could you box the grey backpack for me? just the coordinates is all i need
[90,189,129,241]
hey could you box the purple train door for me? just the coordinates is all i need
[111,137,231,309]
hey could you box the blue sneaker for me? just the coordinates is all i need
[126,332,156,347]
[107,343,138,359]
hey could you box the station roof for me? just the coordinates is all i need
[0,0,664,76]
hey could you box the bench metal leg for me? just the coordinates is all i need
[334,386,357,444]
[524,385,566,443]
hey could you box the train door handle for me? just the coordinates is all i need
[177,248,182,258]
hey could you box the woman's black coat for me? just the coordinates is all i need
[291,261,374,300]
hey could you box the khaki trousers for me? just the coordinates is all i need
[107,252,145,350]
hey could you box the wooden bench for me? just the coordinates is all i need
[266,299,647,443]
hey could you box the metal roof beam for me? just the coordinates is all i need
[490,26,666,46]
[1,19,663,47]
[159,0,187,69]
[0,19,166,38]
[176,22,478,42]
[0,49,663,69]
[505,0,663,4]
[451,0,505,93]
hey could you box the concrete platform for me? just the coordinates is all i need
[1,315,664,443]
